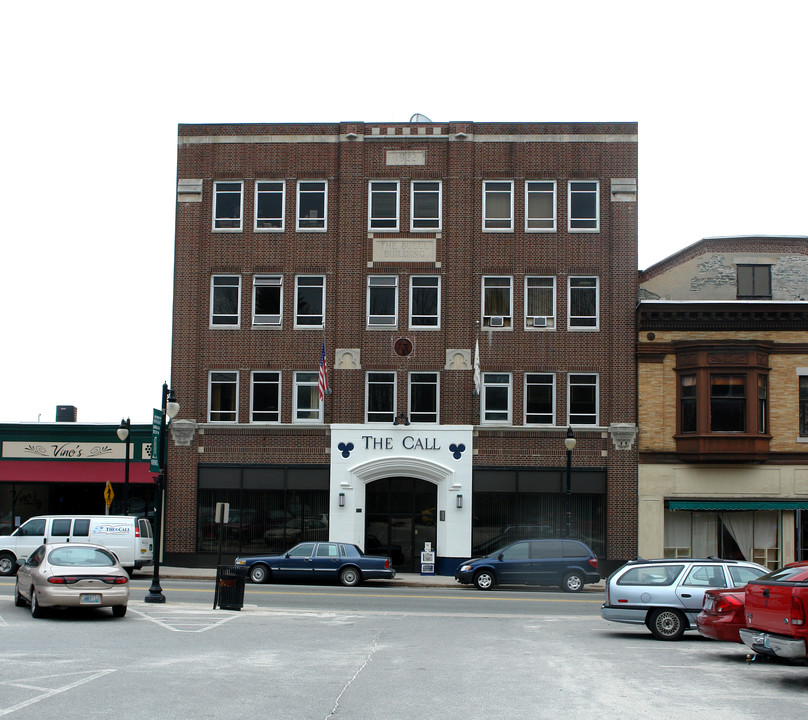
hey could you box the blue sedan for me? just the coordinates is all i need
[235,541,396,586]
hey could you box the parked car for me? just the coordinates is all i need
[455,538,599,592]
[739,563,808,660]
[235,541,396,587]
[601,557,768,640]
[696,588,747,642]
[14,543,129,618]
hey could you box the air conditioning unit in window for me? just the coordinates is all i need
[489,316,505,327]
[530,316,548,328]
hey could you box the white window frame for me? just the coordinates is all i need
[366,371,397,423]
[525,180,556,232]
[368,180,400,231]
[252,275,283,327]
[293,371,322,423]
[481,372,512,425]
[568,373,599,426]
[409,372,439,424]
[524,276,556,330]
[254,180,285,232]
[482,180,514,231]
[208,371,239,423]
[296,180,328,231]
[250,370,281,423]
[210,275,241,328]
[409,275,441,329]
[482,276,513,329]
[367,276,398,328]
[212,181,244,232]
[410,180,442,231]
[524,373,555,426]
[294,275,325,329]
[568,180,600,232]
[567,276,599,330]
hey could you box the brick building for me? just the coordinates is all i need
[637,236,808,566]
[165,120,639,574]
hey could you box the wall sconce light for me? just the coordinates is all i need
[456,494,463,509]
[339,492,345,508]
[393,412,410,426]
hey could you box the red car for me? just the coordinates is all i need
[697,588,746,643]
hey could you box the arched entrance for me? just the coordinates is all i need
[365,476,437,572]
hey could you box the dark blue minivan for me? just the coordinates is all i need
[455,538,599,592]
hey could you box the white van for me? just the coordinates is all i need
[0,515,153,576]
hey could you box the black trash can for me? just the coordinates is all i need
[215,565,247,611]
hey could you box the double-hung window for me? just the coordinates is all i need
[213,181,243,231]
[296,181,327,231]
[209,371,238,422]
[525,373,555,425]
[295,276,325,328]
[210,275,240,327]
[737,265,772,299]
[293,371,322,423]
[254,181,285,231]
[367,276,398,327]
[409,372,439,423]
[482,276,513,329]
[411,181,441,230]
[799,372,808,438]
[252,275,283,326]
[525,276,555,329]
[525,181,556,231]
[368,181,399,231]
[482,373,512,424]
[251,371,280,423]
[568,277,599,329]
[568,181,599,231]
[367,372,396,423]
[483,181,513,231]
[568,373,598,426]
[710,375,746,432]
[410,276,440,328]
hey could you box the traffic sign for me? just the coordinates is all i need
[150,408,163,473]
[104,481,114,508]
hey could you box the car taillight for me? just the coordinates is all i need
[588,558,598,571]
[102,576,129,585]
[135,526,141,538]
[792,596,806,626]
[47,577,66,584]
[385,559,390,569]
[714,594,743,614]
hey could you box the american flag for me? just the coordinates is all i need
[318,341,329,400]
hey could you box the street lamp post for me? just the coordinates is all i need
[564,426,577,539]
[145,382,179,604]
[116,418,131,515]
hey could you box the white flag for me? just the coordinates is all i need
[473,338,481,396]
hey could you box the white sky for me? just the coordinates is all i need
[1,1,805,424]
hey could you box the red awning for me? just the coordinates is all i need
[0,460,156,484]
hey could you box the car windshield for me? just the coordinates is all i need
[48,547,117,567]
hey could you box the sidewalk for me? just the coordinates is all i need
[135,566,604,591]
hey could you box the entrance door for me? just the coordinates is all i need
[365,477,437,572]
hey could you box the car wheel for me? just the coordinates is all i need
[648,608,687,641]
[339,567,361,587]
[474,570,495,590]
[0,552,16,577]
[112,605,127,618]
[30,590,44,619]
[561,572,584,593]
[249,564,270,584]
[14,582,26,607]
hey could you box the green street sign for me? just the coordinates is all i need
[150,409,163,473]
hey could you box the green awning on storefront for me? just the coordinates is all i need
[668,500,808,511]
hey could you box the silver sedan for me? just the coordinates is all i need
[14,542,130,618]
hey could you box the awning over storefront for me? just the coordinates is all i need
[0,460,155,484]
[668,500,808,511]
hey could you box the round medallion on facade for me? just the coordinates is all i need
[394,338,413,357]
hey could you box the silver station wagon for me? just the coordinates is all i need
[601,557,768,640]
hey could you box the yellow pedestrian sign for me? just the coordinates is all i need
[104,481,115,509]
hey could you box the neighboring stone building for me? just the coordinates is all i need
[165,120,639,573]
[638,236,808,566]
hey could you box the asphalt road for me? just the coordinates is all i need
[1,578,806,720]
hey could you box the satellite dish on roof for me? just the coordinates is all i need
[410,113,432,123]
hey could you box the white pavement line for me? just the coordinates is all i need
[129,607,240,633]
[0,670,116,717]
[324,631,380,720]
